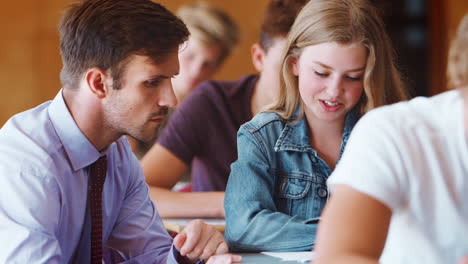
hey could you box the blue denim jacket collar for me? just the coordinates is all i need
[274,107,360,157]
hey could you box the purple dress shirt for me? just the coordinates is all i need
[0,90,184,263]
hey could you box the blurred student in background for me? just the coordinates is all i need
[224,0,409,253]
[173,2,239,103]
[141,0,309,218]
[314,13,468,264]
[129,2,239,158]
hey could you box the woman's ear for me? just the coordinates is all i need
[251,43,266,72]
[290,56,299,76]
[84,67,110,99]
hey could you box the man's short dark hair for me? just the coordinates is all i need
[260,0,308,52]
[59,0,189,89]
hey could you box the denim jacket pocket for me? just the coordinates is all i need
[275,172,317,218]
[278,173,311,199]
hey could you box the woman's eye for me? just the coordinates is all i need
[314,71,328,77]
[346,76,362,81]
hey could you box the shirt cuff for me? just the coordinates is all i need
[169,245,196,264]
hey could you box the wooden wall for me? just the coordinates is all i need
[0,0,467,125]
[429,0,468,95]
[0,0,269,125]
[1,1,60,125]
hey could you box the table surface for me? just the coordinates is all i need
[239,251,314,264]
[162,218,314,263]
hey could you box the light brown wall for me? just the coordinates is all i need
[447,0,468,38]
[1,1,467,125]
[429,0,468,95]
[1,0,67,125]
[0,0,269,125]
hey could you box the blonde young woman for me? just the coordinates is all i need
[141,0,308,218]
[224,0,409,252]
[315,13,468,264]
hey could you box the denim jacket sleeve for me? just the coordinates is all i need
[224,122,317,252]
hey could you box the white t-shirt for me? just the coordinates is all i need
[328,90,468,264]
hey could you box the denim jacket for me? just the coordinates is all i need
[224,108,359,252]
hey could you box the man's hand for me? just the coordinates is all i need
[459,256,468,264]
[173,219,241,263]
[206,254,242,263]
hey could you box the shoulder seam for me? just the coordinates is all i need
[243,113,283,134]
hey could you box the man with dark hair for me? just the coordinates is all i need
[0,0,240,263]
[141,0,308,218]
[127,2,239,158]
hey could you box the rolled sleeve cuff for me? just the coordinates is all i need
[169,245,195,264]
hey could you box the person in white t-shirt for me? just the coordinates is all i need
[314,13,468,264]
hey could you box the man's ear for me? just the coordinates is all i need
[84,67,110,99]
[251,43,266,72]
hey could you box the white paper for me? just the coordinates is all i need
[262,251,314,263]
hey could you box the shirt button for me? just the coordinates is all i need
[317,188,328,198]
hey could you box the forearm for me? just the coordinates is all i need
[110,244,191,264]
[149,186,225,218]
[225,210,317,252]
[141,144,188,189]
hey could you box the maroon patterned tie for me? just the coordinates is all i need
[89,156,107,264]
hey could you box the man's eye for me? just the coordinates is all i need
[145,79,161,87]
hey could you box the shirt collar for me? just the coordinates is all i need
[48,89,102,171]
[274,107,360,156]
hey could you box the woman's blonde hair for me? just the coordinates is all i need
[447,13,468,89]
[269,0,409,120]
[177,2,239,64]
